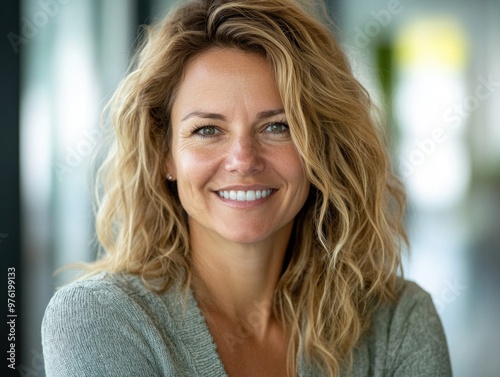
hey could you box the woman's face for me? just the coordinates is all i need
[168,48,310,245]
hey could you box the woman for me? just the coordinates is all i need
[41,0,452,376]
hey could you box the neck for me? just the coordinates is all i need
[189,222,292,330]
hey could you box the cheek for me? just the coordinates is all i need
[176,146,220,178]
[281,148,310,208]
[174,147,220,204]
[279,147,308,185]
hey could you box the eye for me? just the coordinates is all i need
[192,125,222,138]
[264,122,289,135]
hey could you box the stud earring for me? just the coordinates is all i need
[166,174,173,181]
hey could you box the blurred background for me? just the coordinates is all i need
[0,0,498,375]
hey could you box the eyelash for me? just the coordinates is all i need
[191,124,221,138]
[265,120,289,135]
[190,120,290,139]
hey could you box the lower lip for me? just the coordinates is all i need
[213,191,276,208]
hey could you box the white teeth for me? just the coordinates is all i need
[237,191,246,201]
[218,189,273,201]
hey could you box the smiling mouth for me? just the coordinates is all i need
[216,189,275,202]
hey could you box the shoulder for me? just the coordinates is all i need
[44,272,129,307]
[376,278,439,330]
[42,271,192,339]
[44,273,145,323]
[376,279,449,351]
[350,278,453,377]
[41,272,189,376]
[44,271,186,315]
[46,271,158,298]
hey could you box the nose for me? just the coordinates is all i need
[224,133,265,175]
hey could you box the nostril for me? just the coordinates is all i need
[224,139,264,174]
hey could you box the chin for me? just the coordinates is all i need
[221,232,270,245]
[217,226,274,245]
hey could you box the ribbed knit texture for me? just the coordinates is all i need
[41,273,452,376]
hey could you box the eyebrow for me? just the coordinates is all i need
[181,108,285,122]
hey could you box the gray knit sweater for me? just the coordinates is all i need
[41,272,452,376]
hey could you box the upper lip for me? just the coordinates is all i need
[214,185,276,191]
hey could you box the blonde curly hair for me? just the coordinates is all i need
[81,0,407,375]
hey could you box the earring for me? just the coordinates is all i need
[166,174,173,181]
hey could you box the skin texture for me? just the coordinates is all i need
[167,48,310,376]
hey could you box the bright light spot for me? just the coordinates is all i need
[394,15,470,210]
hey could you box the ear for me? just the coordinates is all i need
[164,152,176,181]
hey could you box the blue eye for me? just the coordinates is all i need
[192,125,221,138]
[265,122,289,134]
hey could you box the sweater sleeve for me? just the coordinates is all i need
[41,280,162,377]
[386,282,453,377]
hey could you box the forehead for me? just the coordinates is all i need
[186,47,270,73]
[171,48,283,119]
